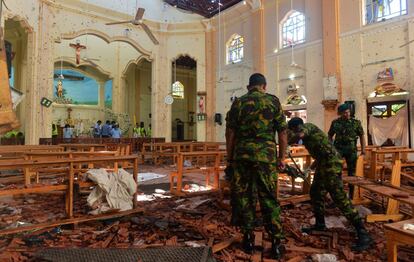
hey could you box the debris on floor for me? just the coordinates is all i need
[1,191,413,262]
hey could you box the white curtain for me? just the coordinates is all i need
[369,107,409,146]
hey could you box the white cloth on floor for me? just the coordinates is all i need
[86,168,137,214]
[368,107,408,146]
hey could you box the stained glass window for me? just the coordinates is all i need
[365,0,407,24]
[281,11,306,48]
[227,34,244,64]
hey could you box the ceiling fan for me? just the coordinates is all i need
[53,74,84,81]
[286,0,306,73]
[106,8,159,45]
[288,42,307,72]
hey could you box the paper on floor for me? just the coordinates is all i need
[137,173,166,182]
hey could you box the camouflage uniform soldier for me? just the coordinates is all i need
[288,118,372,251]
[328,103,366,197]
[226,73,287,259]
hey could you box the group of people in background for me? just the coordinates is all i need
[92,120,122,138]
[54,120,152,139]
[91,120,151,139]
[132,122,151,138]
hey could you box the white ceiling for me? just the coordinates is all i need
[82,0,204,23]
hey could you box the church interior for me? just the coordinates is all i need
[0,0,414,261]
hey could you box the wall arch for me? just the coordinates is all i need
[4,14,34,33]
[60,29,152,58]
[122,56,152,77]
[54,58,113,80]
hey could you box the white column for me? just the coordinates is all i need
[151,30,172,141]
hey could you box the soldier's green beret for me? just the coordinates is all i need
[338,103,350,113]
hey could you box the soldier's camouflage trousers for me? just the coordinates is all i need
[335,144,358,176]
[311,160,361,227]
[335,143,358,197]
[231,160,283,240]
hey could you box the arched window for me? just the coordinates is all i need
[227,34,244,64]
[281,11,306,48]
[172,81,184,99]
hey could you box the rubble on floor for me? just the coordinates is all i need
[1,191,414,262]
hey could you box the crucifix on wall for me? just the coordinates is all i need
[69,41,86,65]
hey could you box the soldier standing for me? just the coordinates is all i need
[328,103,365,197]
[225,73,287,259]
[287,117,372,251]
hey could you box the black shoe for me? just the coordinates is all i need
[242,232,254,254]
[270,238,285,260]
[301,223,327,234]
[352,226,373,252]
[301,214,327,234]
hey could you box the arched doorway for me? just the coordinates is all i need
[171,56,197,141]
[124,59,152,136]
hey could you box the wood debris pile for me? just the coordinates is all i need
[1,191,413,261]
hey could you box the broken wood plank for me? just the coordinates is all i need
[286,256,304,262]
[254,231,263,247]
[212,236,239,253]
[166,236,178,246]
[101,233,115,248]
[366,214,405,223]
[0,208,144,236]
[251,252,262,262]
[286,245,328,253]
[332,232,338,249]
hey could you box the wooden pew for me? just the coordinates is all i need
[0,155,139,236]
[58,143,108,152]
[22,151,120,184]
[145,142,225,165]
[169,151,227,196]
[344,166,414,222]
[41,137,165,153]
[384,218,414,262]
[368,147,411,180]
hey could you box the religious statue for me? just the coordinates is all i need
[69,41,86,65]
[66,107,74,126]
[56,80,63,97]
[198,96,205,114]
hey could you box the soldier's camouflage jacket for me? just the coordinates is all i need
[328,117,364,148]
[226,88,287,163]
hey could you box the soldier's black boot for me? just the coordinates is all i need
[270,238,285,260]
[352,222,373,252]
[301,214,327,234]
[242,232,254,254]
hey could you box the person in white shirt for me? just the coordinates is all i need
[110,124,122,139]
[63,124,73,139]
[93,120,102,138]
